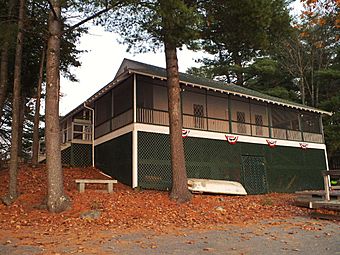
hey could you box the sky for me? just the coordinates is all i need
[59,2,302,116]
[59,26,207,115]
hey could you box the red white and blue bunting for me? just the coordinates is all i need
[225,135,239,145]
[266,139,277,148]
[299,143,308,149]
[182,129,190,138]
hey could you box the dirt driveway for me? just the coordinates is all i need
[0,217,339,255]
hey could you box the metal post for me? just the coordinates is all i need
[83,103,95,168]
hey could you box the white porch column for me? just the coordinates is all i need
[132,74,138,188]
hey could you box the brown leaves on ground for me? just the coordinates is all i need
[0,164,311,235]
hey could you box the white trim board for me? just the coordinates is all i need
[94,124,134,146]
[135,123,326,150]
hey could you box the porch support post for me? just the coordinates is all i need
[83,103,95,167]
[132,74,138,188]
[132,128,138,188]
[298,113,304,141]
[323,146,330,200]
[133,74,137,123]
[319,115,325,143]
[228,94,232,133]
[267,104,272,138]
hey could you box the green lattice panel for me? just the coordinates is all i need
[138,132,172,190]
[72,144,92,167]
[241,156,268,194]
[61,146,71,165]
[137,131,326,193]
[95,133,132,186]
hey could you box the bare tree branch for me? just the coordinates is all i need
[46,0,58,20]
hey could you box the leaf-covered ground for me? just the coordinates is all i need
[0,164,311,233]
[0,165,339,254]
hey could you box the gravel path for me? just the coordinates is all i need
[0,217,339,255]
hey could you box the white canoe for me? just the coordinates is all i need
[187,178,247,195]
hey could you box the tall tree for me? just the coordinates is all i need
[0,0,17,119]
[31,46,45,166]
[108,0,201,202]
[2,0,26,205]
[192,0,291,85]
[160,0,197,202]
[43,0,124,212]
[45,0,70,212]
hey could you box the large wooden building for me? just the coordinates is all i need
[57,59,331,194]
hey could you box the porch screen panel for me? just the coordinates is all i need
[301,113,321,133]
[137,80,153,109]
[207,93,229,132]
[95,92,112,138]
[250,102,268,137]
[182,87,206,130]
[271,107,301,140]
[231,98,250,135]
[136,79,154,124]
[113,77,133,117]
[153,85,168,111]
[301,113,323,143]
[152,85,169,125]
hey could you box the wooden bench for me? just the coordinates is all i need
[322,170,340,200]
[75,179,117,193]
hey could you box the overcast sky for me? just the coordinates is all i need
[59,2,302,116]
[59,26,207,115]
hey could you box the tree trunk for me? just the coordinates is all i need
[2,0,25,205]
[32,46,45,166]
[17,94,25,160]
[0,47,9,118]
[0,0,17,118]
[300,77,305,105]
[45,0,70,213]
[164,41,191,203]
[234,52,244,86]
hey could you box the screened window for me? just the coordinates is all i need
[301,113,321,133]
[95,92,112,125]
[272,107,299,130]
[207,94,228,120]
[137,79,153,109]
[231,98,250,123]
[255,115,263,135]
[237,111,246,133]
[113,77,133,117]
[194,104,204,128]
[182,89,206,115]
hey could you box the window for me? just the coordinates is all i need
[255,114,263,136]
[301,113,321,133]
[95,92,112,125]
[237,111,246,133]
[272,107,300,130]
[113,77,133,117]
[194,104,204,129]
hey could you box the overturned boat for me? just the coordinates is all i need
[187,178,247,195]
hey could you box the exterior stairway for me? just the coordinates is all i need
[38,142,71,163]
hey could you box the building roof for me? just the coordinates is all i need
[116,58,331,115]
[61,58,331,121]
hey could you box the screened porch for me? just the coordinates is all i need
[135,75,324,144]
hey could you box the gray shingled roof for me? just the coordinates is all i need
[124,58,331,115]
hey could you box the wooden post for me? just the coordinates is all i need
[108,183,113,193]
[323,174,330,201]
